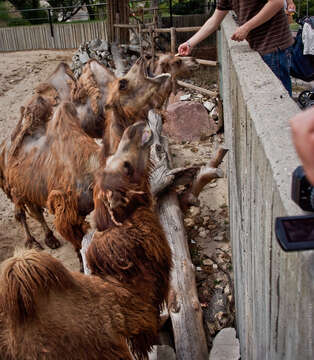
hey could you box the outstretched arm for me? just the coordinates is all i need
[231,0,284,42]
[178,9,229,55]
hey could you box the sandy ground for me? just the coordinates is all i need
[0,49,232,349]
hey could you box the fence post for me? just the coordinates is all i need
[47,9,54,37]
[138,23,143,56]
[170,27,176,54]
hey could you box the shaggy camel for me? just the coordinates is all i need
[0,249,159,360]
[72,56,172,139]
[147,53,199,108]
[86,122,172,358]
[98,54,199,156]
[0,60,170,259]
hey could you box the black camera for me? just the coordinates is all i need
[275,166,314,251]
[291,165,314,212]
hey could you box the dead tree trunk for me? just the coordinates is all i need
[149,110,209,360]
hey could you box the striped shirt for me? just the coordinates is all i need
[217,0,294,54]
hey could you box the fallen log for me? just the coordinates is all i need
[81,110,227,359]
[149,110,208,360]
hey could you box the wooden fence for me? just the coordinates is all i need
[0,21,108,51]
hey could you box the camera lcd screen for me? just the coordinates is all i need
[282,218,314,243]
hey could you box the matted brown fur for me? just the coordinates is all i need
[0,249,159,360]
[87,156,172,358]
[1,101,100,255]
[71,61,102,115]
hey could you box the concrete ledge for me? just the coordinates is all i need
[219,13,314,360]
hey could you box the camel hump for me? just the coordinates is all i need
[0,249,75,324]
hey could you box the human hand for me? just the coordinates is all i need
[178,41,192,56]
[231,24,250,42]
[287,1,296,12]
[290,107,314,185]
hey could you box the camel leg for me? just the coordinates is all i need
[14,206,43,250]
[27,204,61,249]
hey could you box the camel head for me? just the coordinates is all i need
[106,57,171,119]
[94,121,153,228]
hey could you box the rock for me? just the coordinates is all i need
[89,38,102,49]
[168,90,186,106]
[199,231,207,238]
[203,259,214,266]
[149,345,176,360]
[209,328,240,360]
[163,101,217,141]
[203,101,216,112]
[79,52,90,64]
[209,182,217,188]
[184,217,195,227]
[214,235,224,242]
[210,107,219,120]
[180,94,191,101]
[189,206,200,217]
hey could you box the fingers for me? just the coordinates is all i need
[178,43,191,56]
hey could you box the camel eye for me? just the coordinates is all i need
[123,161,134,176]
[119,79,128,91]
[175,58,182,66]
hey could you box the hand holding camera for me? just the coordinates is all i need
[275,108,314,251]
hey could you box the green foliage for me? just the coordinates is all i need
[0,1,30,26]
[8,0,47,24]
[172,0,206,15]
[298,0,314,18]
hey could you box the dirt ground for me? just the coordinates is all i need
[0,49,234,350]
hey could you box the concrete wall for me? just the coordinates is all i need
[218,13,314,360]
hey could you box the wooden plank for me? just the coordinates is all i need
[197,58,217,67]
[177,80,217,97]
[142,26,201,33]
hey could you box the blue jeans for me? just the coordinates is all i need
[261,46,292,96]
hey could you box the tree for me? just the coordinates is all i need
[172,0,206,15]
[48,1,85,22]
[8,0,47,24]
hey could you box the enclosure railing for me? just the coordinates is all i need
[219,12,314,360]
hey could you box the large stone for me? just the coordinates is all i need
[149,345,176,360]
[163,101,217,141]
[167,90,186,106]
[209,328,240,360]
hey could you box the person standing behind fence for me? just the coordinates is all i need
[178,0,294,96]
